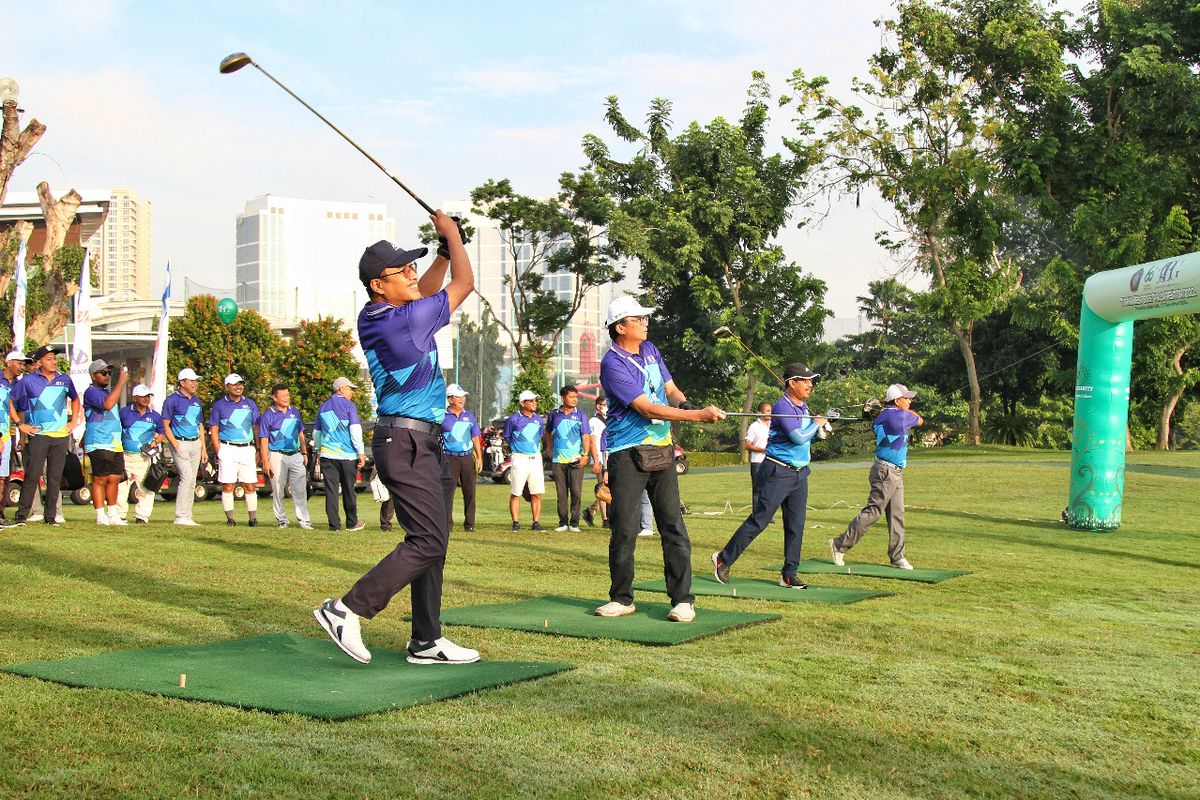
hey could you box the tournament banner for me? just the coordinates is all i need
[12,237,27,351]
[69,245,94,400]
[149,260,171,408]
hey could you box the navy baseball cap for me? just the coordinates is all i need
[359,240,429,285]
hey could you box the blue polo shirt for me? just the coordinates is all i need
[764,393,819,469]
[873,406,921,468]
[504,411,544,455]
[358,290,450,424]
[208,396,260,444]
[258,405,304,452]
[10,370,78,438]
[547,407,589,462]
[599,341,673,453]
[0,374,14,447]
[120,405,165,453]
[441,408,481,455]
[316,394,361,459]
[83,385,124,453]
[162,391,204,440]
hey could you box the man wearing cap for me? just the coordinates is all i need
[314,377,365,532]
[208,373,261,526]
[0,351,26,527]
[162,367,207,526]
[597,296,725,623]
[545,384,593,532]
[505,389,546,532]
[313,211,480,666]
[441,384,481,532]
[830,384,924,570]
[712,364,827,589]
[9,345,80,526]
[258,383,312,530]
[115,384,165,523]
[81,359,130,525]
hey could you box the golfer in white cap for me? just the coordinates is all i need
[504,389,546,531]
[208,373,261,526]
[314,376,366,531]
[115,384,165,523]
[441,383,482,531]
[161,367,207,526]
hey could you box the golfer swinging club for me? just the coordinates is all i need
[314,211,478,665]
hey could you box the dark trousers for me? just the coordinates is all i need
[342,427,453,642]
[749,461,761,494]
[320,457,359,530]
[446,453,477,528]
[607,448,694,606]
[551,461,584,526]
[718,460,809,579]
[16,435,69,524]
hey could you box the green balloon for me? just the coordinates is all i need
[216,297,238,325]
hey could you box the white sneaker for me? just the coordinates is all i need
[667,602,696,623]
[55,515,66,524]
[174,519,200,527]
[406,636,480,664]
[313,598,371,664]
[638,528,653,537]
[893,558,914,570]
[568,526,581,533]
[298,521,314,530]
[348,520,366,532]
[96,513,110,526]
[829,538,845,567]
[554,525,569,532]
[27,514,44,523]
[109,515,128,526]
[594,601,636,617]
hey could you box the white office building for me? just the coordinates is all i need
[85,188,152,300]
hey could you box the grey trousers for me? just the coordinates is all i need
[173,438,203,521]
[269,451,310,524]
[834,459,907,564]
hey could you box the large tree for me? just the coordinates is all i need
[275,316,371,421]
[452,311,505,422]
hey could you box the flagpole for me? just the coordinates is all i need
[12,238,28,351]
[149,260,171,409]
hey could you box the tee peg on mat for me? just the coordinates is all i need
[179,673,187,688]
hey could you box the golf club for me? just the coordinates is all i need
[720,411,868,422]
[711,325,784,383]
[219,52,436,215]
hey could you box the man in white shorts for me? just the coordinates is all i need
[503,389,545,532]
[208,373,261,527]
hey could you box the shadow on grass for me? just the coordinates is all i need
[195,536,372,575]
[455,533,611,567]
[919,508,1200,571]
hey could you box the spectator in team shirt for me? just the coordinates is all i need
[81,359,130,526]
[161,367,206,527]
[545,385,593,532]
[257,383,313,530]
[441,383,481,531]
[9,345,80,527]
[208,373,262,526]
[504,389,546,532]
[314,377,366,532]
[116,384,165,523]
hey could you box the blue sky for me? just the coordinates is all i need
[5,1,1073,320]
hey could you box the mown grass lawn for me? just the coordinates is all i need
[1,446,1196,799]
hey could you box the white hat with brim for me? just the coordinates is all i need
[885,383,917,402]
[178,368,200,381]
[518,389,540,402]
[604,295,656,327]
[447,383,469,397]
[224,373,245,386]
[132,384,153,397]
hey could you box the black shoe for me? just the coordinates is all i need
[380,521,393,531]
[133,518,148,524]
[225,519,236,526]
[712,552,731,584]
[463,525,475,532]
[248,519,259,528]
[329,526,341,532]
[779,574,808,589]
[511,521,520,532]
[582,508,594,527]
[531,522,545,532]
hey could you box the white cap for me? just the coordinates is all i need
[178,368,199,381]
[446,383,468,397]
[518,389,540,402]
[332,376,357,391]
[885,383,917,402]
[131,383,153,396]
[224,373,245,386]
[6,350,27,362]
[604,295,656,327]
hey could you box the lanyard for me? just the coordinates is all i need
[618,346,661,394]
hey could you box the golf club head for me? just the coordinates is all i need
[219,52,254,74]
[712,325,733,338]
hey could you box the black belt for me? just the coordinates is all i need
[765,456,808,473]
[274,450,301,456]
[175,436,198,442]
[376,415,441,436]
[874,458,902,471]
[222,441,254,447]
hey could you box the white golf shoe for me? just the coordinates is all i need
[313,598,371,664]
[594,601,636,617]
[667,602,696,623]
[829,538,845,567]
[406,637,480,665]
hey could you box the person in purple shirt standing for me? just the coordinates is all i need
[441,383,482,531]
[258,383,312,530]
[115,384,165,523]
[9,345,81,527]
[830,383,924,570]
[161,367,207,527]
[314,377,366,532]
[208,373,262,527]
[82,359,130,525]
[545,384,594,532]
[504,390,546,532]
[314,210,480,667]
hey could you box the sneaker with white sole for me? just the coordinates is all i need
[829,538,845,567]
[27,514,44,523]
[568,525,581,533]
[638,528,653,537]
[594,601,637,617]
[109,515,128,526]
[96,512,110,526]
[667,602,696,623]
[406,637,480,665]
[555,524,569,532]
[892,558,914,570]
[348,520,366,532]
[298,521,314,530]
[712,551,730,584]
[174,519,200,527]
[779,574,808,589]
[312,598,371,664]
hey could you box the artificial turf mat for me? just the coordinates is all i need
[633,574,893,603]
[0,633,573,719]
[437,595,779,645]
[767,558,972,583]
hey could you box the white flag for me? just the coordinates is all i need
[149,260,171,408]
[70,245,94,399]
[12,238,27,351]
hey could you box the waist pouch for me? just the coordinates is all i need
[631,444,673,472]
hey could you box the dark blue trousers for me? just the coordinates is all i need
[718,460,809,579]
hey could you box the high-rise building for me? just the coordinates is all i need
[85,188,151,299]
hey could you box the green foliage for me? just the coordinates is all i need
[274,316,370,421]
[508,348,554,416]
[453,312,506,421]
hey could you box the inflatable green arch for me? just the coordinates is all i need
[1068,253,1200,530]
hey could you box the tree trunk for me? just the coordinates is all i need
[738,373,757,464]
[951,323,982,445]
[36,182,82,257]
[0,102,47,206]
[22,185,83,346]
[1156,346,1189,450]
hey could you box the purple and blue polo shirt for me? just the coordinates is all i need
[441,408,481,455]
[316,394,361,459]
[358,290,450,425]
[504,411,544,456]
[208,396,261,444]
[162,391,204,440]
[764,394,820,469]
[599,341,673,453]
[873,406,922,468]
[10,370,78,438]
[83,385,124,453]
[547,407,589,462]
[120,405,165,453]
[258,405,304,453]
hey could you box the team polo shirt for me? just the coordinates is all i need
[82,385,124,453]
[208,396,261,444]
[764,393,820,469]
[120,405,165,453]
[258,405,304,453]
[10,370,78,438]
[441,408,480,455]
[162,391,204,440]
[547,407,589,462]
[873,406,921,468]
[504,411,544,455]
[358,290,450,424]
[317,394,361,459]
[599,341,673,453]
[0,374,14,450]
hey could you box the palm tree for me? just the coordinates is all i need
[856,278,912,344]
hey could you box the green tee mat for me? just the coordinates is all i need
[633,574,893,603]
[436,595,780,645]
[767,559,972,584]
[0,633,573,720]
